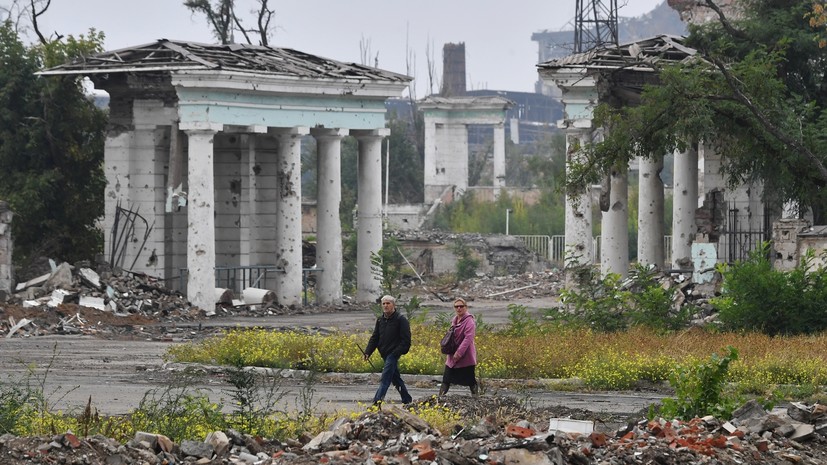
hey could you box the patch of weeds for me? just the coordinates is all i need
[560,262,628,332]
[401,295,431,325]
[626,264,692,331]
[408,395,462,435]
[502,304,541,336]
[223,362,287,437]
[656,346,742,421]
[129,370,224,441]
[0,377,35,435]
[450,239,480,282]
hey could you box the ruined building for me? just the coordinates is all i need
[39,41,410,311]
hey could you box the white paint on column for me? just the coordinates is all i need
[601,165,628,278]
[354,129,389,303]
[672,146,698,269]
[104,131,133,268]
[312,128,348,305]
[272,129,307,306]
[183,127,219,312]
[637,155,664,268]
[493,123,506,196]
[564,132,593,268]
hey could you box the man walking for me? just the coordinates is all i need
[364,295,413,406]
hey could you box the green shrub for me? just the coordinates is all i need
[713,244,827,335]
[560,264,629,332]
[657,346,740,420]
[626,264,692,331]
[450,239,480,281]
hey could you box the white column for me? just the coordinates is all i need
[601,164,628,278]
[672,146,698,269]
[493,123,506,196]
[182,124,221,312]
[103,131,133,268]
[564,131,593,269]
[353,129,389,303]
[240,129,267,269]
[423,120,439,203]
[637,155,664,268]
[311,128,348,305]
[271,128,308,306]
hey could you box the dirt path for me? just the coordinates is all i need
[0,297,664,420]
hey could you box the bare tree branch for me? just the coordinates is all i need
[255,0,273,46]
[231,12,252,44]
[184,0,234,44]
[29,0,51,45]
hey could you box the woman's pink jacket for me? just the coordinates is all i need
[446,313,477,368]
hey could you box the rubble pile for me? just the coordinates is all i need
[407,269,565,302]
[0,396,824,464]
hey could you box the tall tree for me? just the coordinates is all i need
[573,0,827,220]
[184,0,275,45]
[0,20,107,272]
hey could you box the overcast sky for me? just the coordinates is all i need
[24,0,665,97]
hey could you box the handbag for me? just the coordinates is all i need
[440,325,458,355]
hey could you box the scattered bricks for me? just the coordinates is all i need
[755,439,770,452]
[63,433,80,449]
[416,447,436,461]
[588,432,607,448]
[647,420,663,436]
[709,434,727,449]
[506,424,536,438]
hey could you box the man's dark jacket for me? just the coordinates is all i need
[365,310,411,359]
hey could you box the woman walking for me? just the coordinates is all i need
[439,297,478,396]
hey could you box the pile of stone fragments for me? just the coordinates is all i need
[0,396,824,464]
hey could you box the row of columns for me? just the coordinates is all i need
[564,128,702,276]
[105,120,388,312]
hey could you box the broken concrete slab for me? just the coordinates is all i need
[78,268,102,290]
[14,272,50,292]
[79,296,106,311]
[548,418,594,435]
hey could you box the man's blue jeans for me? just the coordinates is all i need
[372,353,412,404]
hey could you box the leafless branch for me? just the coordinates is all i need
[255,0,274,46]
[29,0,51,44]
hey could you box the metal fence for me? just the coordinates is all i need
[516,234,673,268]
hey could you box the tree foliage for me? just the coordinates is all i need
[574,0,827,220]
[0,21,107,271]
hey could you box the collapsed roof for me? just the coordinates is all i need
[38,39,411,84]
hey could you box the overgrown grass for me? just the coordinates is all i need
[164,324,827,393]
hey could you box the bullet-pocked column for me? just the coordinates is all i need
[353,129,389,303]
[272,128,308,307]
[240,130,267,270]
[311,128,348,305]
[182,125,221,312]
[493,123,506,196]
[601,164,629,278]
[638,155,665,268]
[564,131,593,270]
[672,145,698,269]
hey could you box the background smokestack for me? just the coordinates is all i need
[440,42,466,97]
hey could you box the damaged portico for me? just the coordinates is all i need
[39,40,411,311]
[538,35,767,278]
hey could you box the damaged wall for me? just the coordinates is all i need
[0,201,12,296]
[394,231,546,277]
